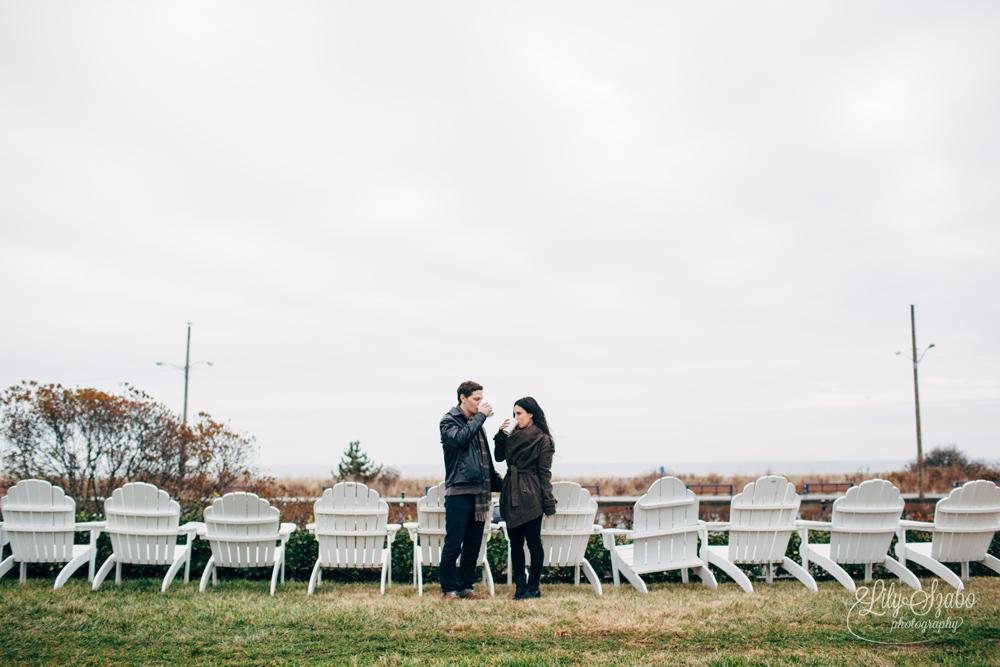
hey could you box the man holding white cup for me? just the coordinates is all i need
[438,380,501,600]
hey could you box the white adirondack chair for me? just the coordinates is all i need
[197,492,296,596]
[499,481,603,596]
[0,480,104,589]
[306,482,400,595]
[402,481,496,596]
[601,476,717,593]
[797,478,920,592]
[93,482,204,593]
[705,475,817,593]
[1,503,8,556]
[896,480,1000,591]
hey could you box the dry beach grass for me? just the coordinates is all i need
[1,577,997,666]
[276,464,992,500]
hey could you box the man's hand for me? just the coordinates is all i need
[478,401,493,417]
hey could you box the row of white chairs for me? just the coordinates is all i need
[2,477,998,596]
[603,475,999,594]
[0,480,388,596]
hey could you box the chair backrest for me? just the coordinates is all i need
[203,492,281,568]
[728,475,800,564]
[413,481,493,567]
[630,476,700,569]
[414,482,448,566]
[829,478,903,564]
[931,480,1000,562]
[313,482,389,569]
[538,482,597,567]
[0,479,77,563]
[104,482,181,566]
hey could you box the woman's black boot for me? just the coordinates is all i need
[522,584,541,599]
[512,575,527,600]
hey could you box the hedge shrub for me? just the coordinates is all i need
[2,512,997,588]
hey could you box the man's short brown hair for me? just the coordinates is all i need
[456,380,483,404]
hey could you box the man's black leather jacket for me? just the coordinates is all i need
[439,406,499,488]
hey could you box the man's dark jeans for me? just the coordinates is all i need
[440,494,485,594]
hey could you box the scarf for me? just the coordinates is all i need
[473,427,492,523]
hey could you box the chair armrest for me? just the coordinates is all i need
[179,522,204,544]
[704,521,730,531]
[592,524,603,534]
[386,523,401,542]
[695,521,713,562]
[306,522,317,533]
[600,528,633,537]
[899,520,933,530]
[77,521,104,547]
[76,521,104,547]
[402,522,419,541]
[600,528,632,550]
[497,521,509,539]
[795,520,831,553]
[278,522,297,540]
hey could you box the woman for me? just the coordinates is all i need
[494,396,556,600]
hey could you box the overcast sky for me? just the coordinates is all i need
[2,2,998,475]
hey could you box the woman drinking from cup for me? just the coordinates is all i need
[494,396,556,600]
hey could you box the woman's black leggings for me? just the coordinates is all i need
[508,514,544,586]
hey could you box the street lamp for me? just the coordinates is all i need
[896,305,935,500]
[157,322,213,425]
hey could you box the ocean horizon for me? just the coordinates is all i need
[263,458,998,480]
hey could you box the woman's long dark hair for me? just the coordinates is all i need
[514,396,551,440]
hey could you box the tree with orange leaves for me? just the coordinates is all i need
[0,381,267,514]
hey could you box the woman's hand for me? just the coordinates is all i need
[500,419,511,432]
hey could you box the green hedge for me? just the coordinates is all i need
[2,514,997,589]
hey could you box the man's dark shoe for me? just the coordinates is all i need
[522,585,541,599]
[443,592,461,601]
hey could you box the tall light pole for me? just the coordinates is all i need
[157,322,213,424]
[897,305,935,500]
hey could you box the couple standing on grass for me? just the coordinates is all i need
[438,380,555,602]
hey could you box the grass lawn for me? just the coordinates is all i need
[1,577,997,666]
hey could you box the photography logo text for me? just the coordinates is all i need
[847,579,976,645]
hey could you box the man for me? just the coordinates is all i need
[438,380,500,600]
